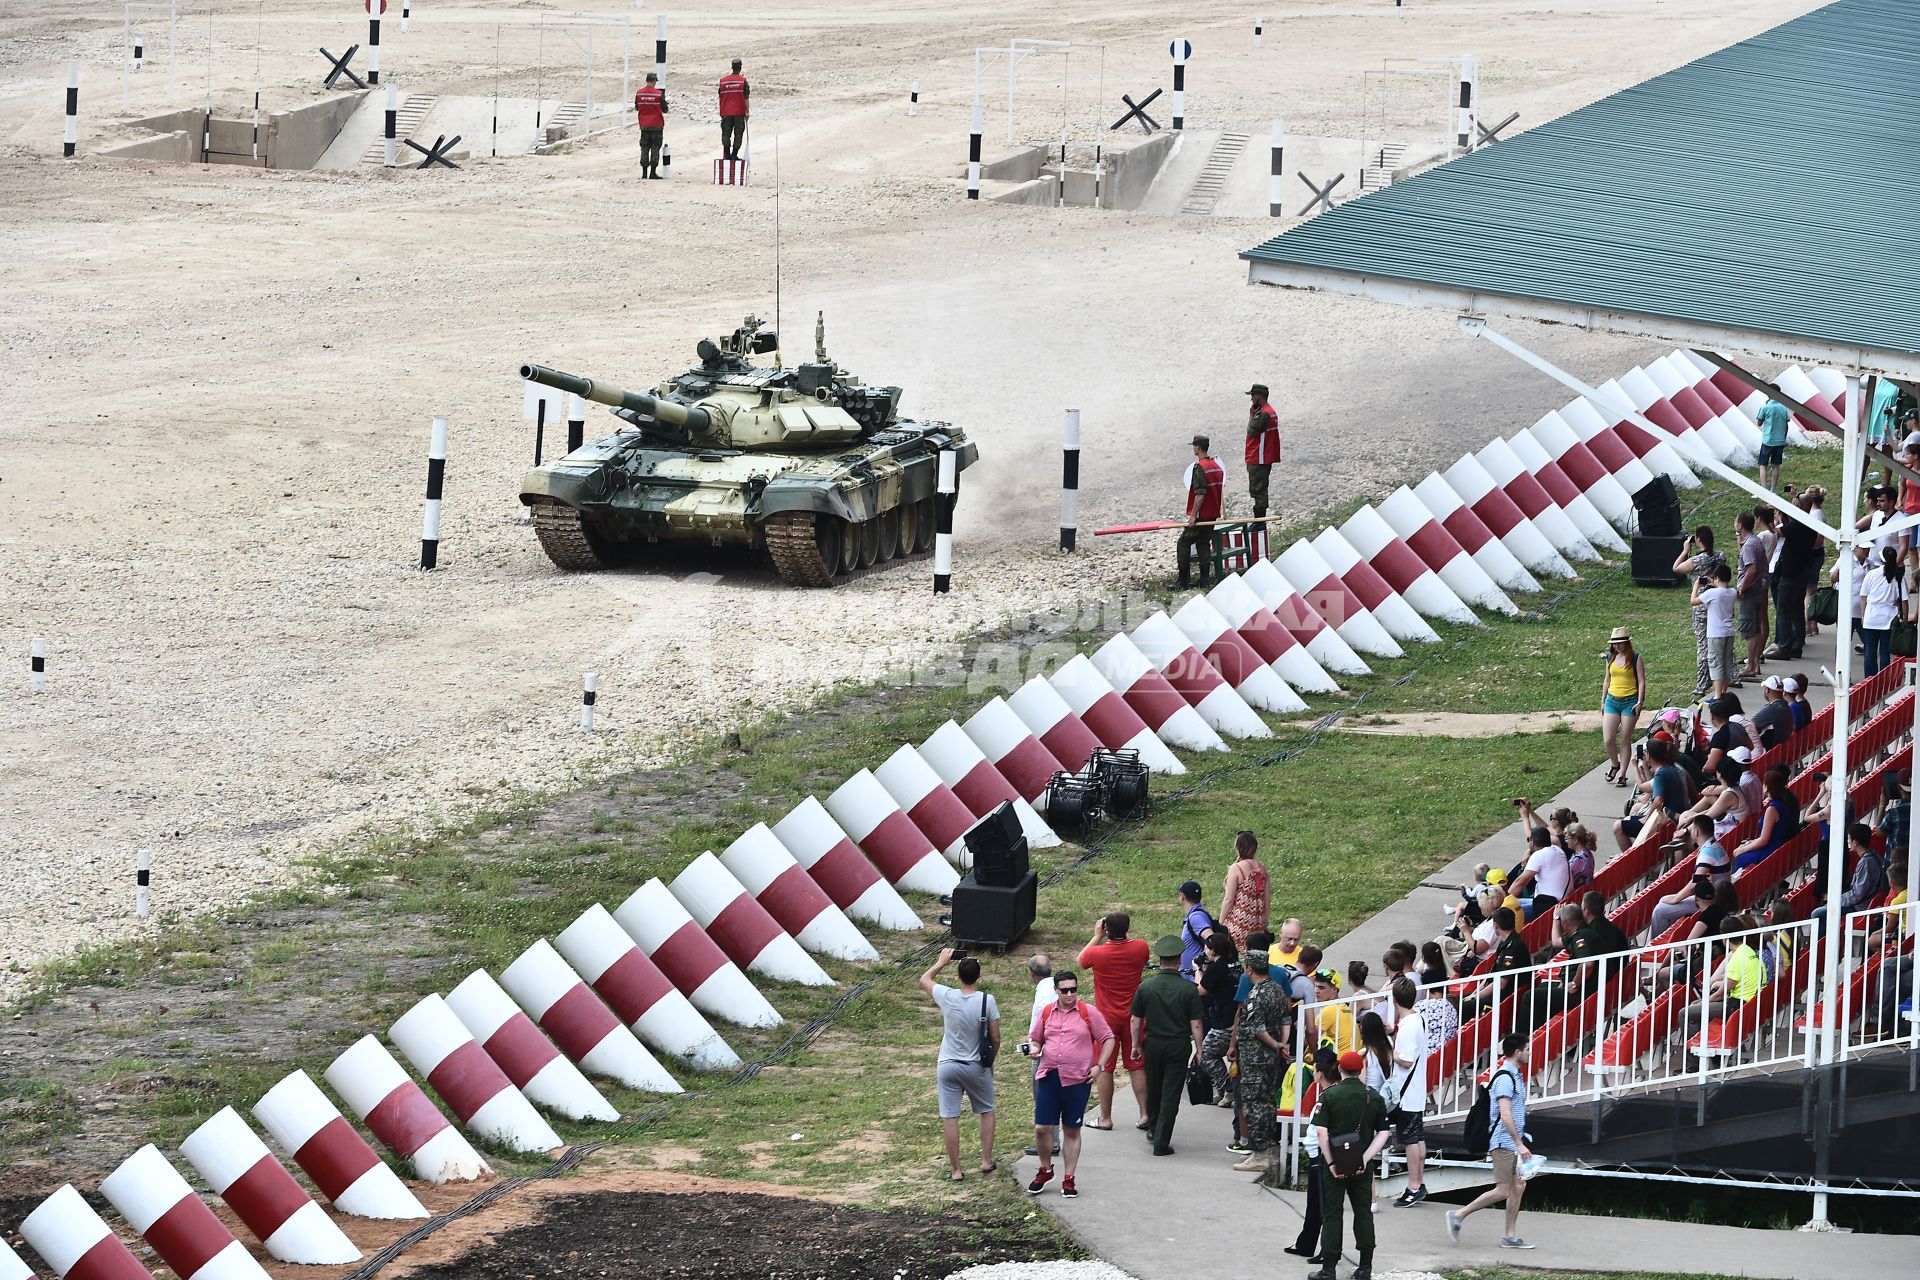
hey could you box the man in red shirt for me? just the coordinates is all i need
[717,58,749,160]
[1245,383,1281,519]
[1078,911,1152,1129]
[633,73,668,179]
[1178,434,1226,588]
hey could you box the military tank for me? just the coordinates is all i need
[518,314,977,586]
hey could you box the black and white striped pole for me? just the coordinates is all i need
[402,0,411,34]
[420,416,447,570]
[580,673,597,731]
[63,62,79,158]
[134,35,144,71]
[1254,16,1263,49]
[383,82,397,167]
[1055,130,1066,207]
[933,448,956,592]
[136,849,152,920]
[966,101,982,200]
[1455,55,1477,155]
[654,16,667,90]
[368,4,382,86]
[1268,117,1284,216]
[29,638,46,693]
[908,81,918,116]
[1060,409,1080,552]
[1169,38,1189,131]
[566,394,585,453]
[662,142,671,179]
[1092,142,1102,209]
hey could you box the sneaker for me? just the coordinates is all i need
[1394,1186,1428,1207]
[1446,1210,1462,1243]
[1061,1175,1078,1198]
[1500,1236,1535,1250]
[1226,1140,1251,1154]
[1027,1167,1054,1195]
[1024,1146,1038,1157]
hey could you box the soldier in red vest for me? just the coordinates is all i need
[634,72,668,179]
[1178,435,1227,588]
[718,58,750,160]
[1245,383,1282,519]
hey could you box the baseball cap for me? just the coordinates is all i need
[1764,675,1784,691]
[1729,746,1753,764]
[1245,951,1270,973]
[1486,867,1508,885]
[1337,1050,1365,1074]
[1658,708,1682,723]
[1178,879,1203,900]
[1153,934,1183,959]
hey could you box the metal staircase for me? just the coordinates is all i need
[360,95,439,166]
[1180,131,1249,215]
[1358,141,1406,191]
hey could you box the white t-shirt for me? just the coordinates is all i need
[1526,845,1571,901]
[1392,1007,1429,1111]
[1701,585,1737,638]
[1865,567,1906,629]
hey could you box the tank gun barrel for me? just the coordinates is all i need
[519,363,711,433]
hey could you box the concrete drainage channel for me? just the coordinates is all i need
[979,132,1175,210]
[95,92,367,169]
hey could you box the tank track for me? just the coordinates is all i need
[531,504,607,571]
[765,511,932,588]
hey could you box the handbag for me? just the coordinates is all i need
[1326,1129,1366,1177]
[976,994,997,1069]
[1894,618,1918,658]
[1185,1061,1214,1106]
[1809,585,1840,626]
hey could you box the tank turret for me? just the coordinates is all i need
[520,363,715,438]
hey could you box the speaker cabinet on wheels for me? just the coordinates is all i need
[1631,535,1687,586]
[948,872,1038,953]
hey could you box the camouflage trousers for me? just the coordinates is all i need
[1238,1056,1277,1151]
[721,115,747,158]
[1247,463,1274,518]
[638,128,664,167]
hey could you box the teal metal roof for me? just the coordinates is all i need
[1241,0,1920,364]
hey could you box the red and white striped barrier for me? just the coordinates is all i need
[1373,485,1515,615]
[1237,559,1372,676]
[1088,632,1228,752]
[1661,352,1763,455]
[1526,410,1635,531]
[446,970,620,1121]
[19,1184,151,1280]
[1335,506,1479,624]
[719,823,878,961]
[1611,368,1718,466]
[669,852,833,986]
[824,769,957,894]
[552,904,739,1071]
[254,1070,430,1220]
[1639,359,1752,465]
[1802,367,1850,441]
[1310,526,1443,640]
[1472,438,1598,563]
[1505,426,1627,553]
[915,723,1058,847]
[1273,539,1406,657]
[1439,452,1574,579]
[1777,365,1843,440]
[1046,653,1186,773]
[501,938,687,1091]
[99,1145,267,1280]
[1556,397,1661,500]
[1129,610,1269,739]
[0,1239,31,1280]
[390,994,564,1152]
[770,796,926,929]
[1205,574,1341,691]
[961,697,1068,805]
[874,742,987,866]
[325,1035,490,1183]
[1411,473,1540,595]
[1694,353,1774,429]
[1590,378,1703,485]
[1007,674,1107,771]
[179,1107,362,1263]
[1170,595,1307,711]
[614,879,784,1028]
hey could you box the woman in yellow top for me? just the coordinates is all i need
[1601,627,1647,787]
[1310,969,1358,1053]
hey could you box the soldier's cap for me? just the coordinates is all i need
[645,72,658,82]
[1244,950,1270,973]
[1190,435,1209,450]
[731,58,743,68]
[1153,934,1184,959]
[1337,1050,1366,1074]
[1247,383,1269,397]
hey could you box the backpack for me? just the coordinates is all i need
[1463,1066,1520,1158]
[1567,847,1596,894]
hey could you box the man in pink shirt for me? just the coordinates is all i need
[1025,968,1114,1199]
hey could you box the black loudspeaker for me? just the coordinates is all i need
[1631,535,1687,586]
[1633,475,1683,537]
[965,802,1029,887]
[949,871,1038,952]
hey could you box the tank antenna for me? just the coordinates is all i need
[773,130,782,370]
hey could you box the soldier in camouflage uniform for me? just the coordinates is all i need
[1231,949,1289,1173]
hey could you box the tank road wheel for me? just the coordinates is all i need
[531,504,611,571]
[878,508,904,562]
[856,517,883,569]
[896,502,921,558]
[766,510,851,587]
[912,496,936,553]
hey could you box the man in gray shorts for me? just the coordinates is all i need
[921,947,1000,1180]
[1694,562,1738,697]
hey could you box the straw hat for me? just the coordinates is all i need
[1609,627,1632,644]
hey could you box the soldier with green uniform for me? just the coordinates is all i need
[1307,1049,1392,1280]
[1130,934,1205,1156]
[1231,949,1288,1173]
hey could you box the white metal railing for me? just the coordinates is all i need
[1837,901,1920,1059]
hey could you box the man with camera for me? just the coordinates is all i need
[1023,968,1113,1198]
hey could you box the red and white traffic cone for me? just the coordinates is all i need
[719,823,878,961]
[1311,525,1444,640]
[501,938,685,1092]
[1439,453,1575,578]
[823,769,957,894]
[614,880,785,1028]
[1472,438,1600,563]
[769,796,923,930]
[253,1070,430,1219]
[1273,540,1405,658]
[1169,596,1308,711]
[1336,505,1482,624]
[390,994,564,1153]
[915,723,1058,846]
[178,1107,362,1264]
[552,905,738,1072]
[446,970,620,1121]
[668,853,833,986]
[1088,632,1227,753]
[324,1034,491,1183]
[100,1144,266,1280]
[960,696,1067,805]
[1007,674,1107,772]
[1504,426,1626,554]
[1206,574,1342,691]
[1129,611,1269,739]
[1046,653,1185,774]
[873,743,981,867]
[1236,559,1373,678]
[19,1183,150,1280]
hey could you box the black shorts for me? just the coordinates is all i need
[1390,1107,1425,1146]
[1758,443,1785,467]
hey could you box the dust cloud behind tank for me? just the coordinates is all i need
[518,315,977,586]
